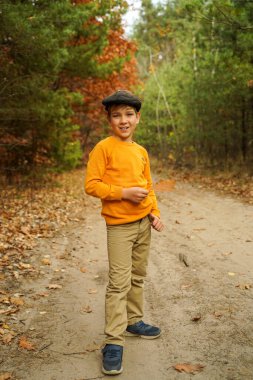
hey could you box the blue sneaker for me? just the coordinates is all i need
[125,320,161,339]
[102,344,123,375]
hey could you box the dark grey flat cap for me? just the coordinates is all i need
[102,90,142,112]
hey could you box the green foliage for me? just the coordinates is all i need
[0,0,127,175]
[134,0,253,169]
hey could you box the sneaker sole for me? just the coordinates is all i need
[124,331,161,339]
[102,366,123,375]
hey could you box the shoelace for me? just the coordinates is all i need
[136,321,147,329]
[106,349,121,358]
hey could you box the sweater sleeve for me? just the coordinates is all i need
[144,152,160,218]
[85,143,123,200]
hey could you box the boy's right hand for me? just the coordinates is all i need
[122,187,149,203]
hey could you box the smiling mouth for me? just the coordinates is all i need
[119,127,129,131]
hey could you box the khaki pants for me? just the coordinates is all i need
[105,216,151,346]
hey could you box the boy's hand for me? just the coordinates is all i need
[122,187,149,203]
[149,213,164,232]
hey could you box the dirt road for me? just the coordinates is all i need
[1,181,253,380]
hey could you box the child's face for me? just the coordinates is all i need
[108,104,140,142]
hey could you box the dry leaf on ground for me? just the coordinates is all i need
[0,373,13,380]
[2,332,15,344]
[10,297,24,306]
[213,311,223,318]
[81,305,92,313]
[181,284,192,289]
[19,336,36,350]
[0,308,18,316]
[88,289,97,294]
[80,267,88,273]
[191,314,201,322]
[173,363,205,374]
[41,258,51,265]
[154,179,176,192]
[222,252,232,256]
[235,283,251,290]
[47,284,62,290]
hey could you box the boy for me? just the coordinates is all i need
[85,90,164,375]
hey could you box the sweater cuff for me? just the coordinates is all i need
[111,186,123,200]
[151,209,160,218]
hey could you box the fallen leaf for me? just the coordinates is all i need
[20,226,30,235]
[41,258,51,265]
[0,297,9,304]
[80,267,88,273]
[47,284,62,290]
[37,292,49,297]
[88,289,97,294]
[0,307,18,315]
[19,262,31,269]
[235,283,251,290]
[19,336,36,351]
[191,314,201,322]
[81,305,92,313]
[179,253,189,267]
[173,363,205,374]
[213,311,223,318]
[222,252,232,256]
[181,284,192,289]
[10,297,24,306]
[2,333,15,344]
[154,179,176,192]
[0,373,13,380]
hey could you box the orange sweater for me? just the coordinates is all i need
[85,136,160,225]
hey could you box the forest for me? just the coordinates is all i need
[0,0,252,186]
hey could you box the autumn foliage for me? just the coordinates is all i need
[0,0,140,182]
[64,27,140,152]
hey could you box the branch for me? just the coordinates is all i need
[148,47,178,143]
[195,7,253,30]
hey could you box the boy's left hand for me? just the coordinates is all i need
[149,213,164,232]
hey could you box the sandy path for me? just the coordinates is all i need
[1,182,253,380]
